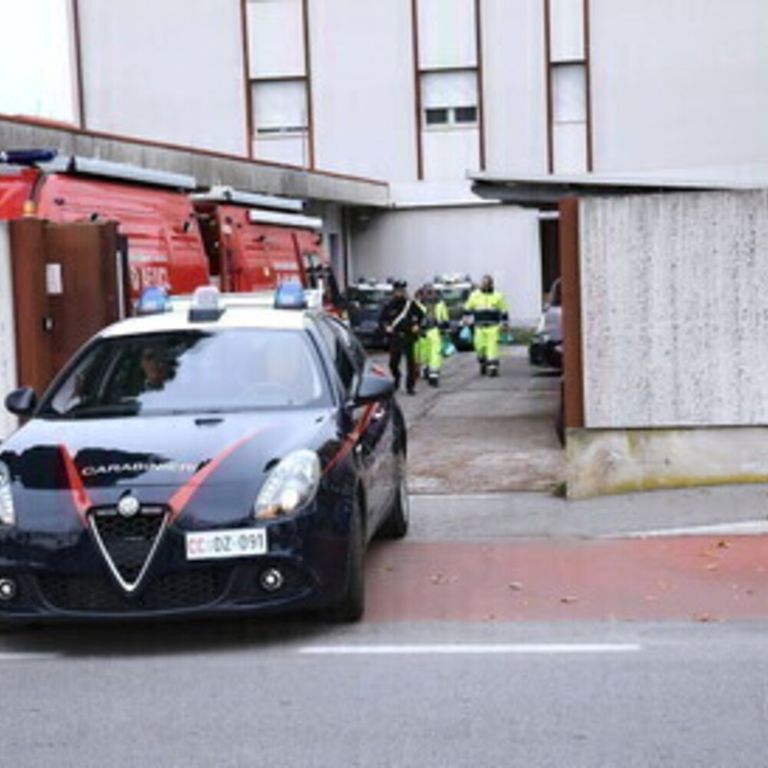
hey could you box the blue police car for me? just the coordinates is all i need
[0,285,408,623]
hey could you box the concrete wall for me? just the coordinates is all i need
[78,0,247,155]
[567,427,768,499]
[481,0,548,175]
[309,0,417,181]
[590,0,768,175]
[350,205,541,324]
[571,190,768,498]
[580,191,768,428]
[0,223,18,440]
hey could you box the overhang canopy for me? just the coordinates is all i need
[470,171,765,207]
[0,115,390,208]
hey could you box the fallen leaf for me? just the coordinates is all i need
[508,581,524,592]
[692,613,719,623]
[560,596,579,605]
[716,540,730,549]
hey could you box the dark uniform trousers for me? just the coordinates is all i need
[389,332,418,393]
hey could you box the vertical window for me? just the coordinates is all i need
[546,0,590,173]
[246,0,311,166]
[552,63,586,124]
[414,0,482,179]
[0,0,78,124]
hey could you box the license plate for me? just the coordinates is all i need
[185,528,267,561]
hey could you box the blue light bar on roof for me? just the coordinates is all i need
[0,149,58,165]
[136,286,170,315]
[275,281,307,310]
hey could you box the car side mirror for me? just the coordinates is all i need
[354,372,395,406]
[5,387,37,417]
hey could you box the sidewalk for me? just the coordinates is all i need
[408,485,768,540]
[387,345,565,494]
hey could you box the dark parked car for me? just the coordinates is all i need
[0,286,408,624]
[346,280,394,349]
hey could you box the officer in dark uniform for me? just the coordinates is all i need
[378,279,425,394]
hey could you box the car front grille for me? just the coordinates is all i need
[89,505,167,589]
[36,570,228,613]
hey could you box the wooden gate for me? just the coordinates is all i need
[8,219,128,395]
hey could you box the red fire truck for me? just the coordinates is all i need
[0,150,339,307]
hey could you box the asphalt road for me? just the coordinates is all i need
[2,617,768,767]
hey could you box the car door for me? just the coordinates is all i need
[319,317,394,529]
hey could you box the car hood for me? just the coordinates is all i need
[0,409,335,493]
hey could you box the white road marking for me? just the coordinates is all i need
[299,643,641,656]
[611,521,768,539]
[0,653,60,662]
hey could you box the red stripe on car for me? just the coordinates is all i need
[167,432,260,523]
[58,445,91,525]
[322,403,377,475]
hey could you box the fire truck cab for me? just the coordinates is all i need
[0,151,208,299]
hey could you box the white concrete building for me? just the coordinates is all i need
[1,0,767,323]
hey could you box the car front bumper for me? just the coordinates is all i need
[0,502,352,623]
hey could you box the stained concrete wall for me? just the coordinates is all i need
[580,190,768,428]
[0,223,18,440]
[572,189,768,498]
[567,427,768,499]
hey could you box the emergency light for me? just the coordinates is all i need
[189,285,224,322]
[136,286,169,315]
[274,281,307,309]
[0,149,58,166]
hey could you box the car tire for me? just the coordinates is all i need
[326,494,366,623]
[377,454,410,540]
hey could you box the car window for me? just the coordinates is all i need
[316,317,362,394]
[41,328,331,418]
[328,317,367,371]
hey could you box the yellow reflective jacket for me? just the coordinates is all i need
[465,289,508,325]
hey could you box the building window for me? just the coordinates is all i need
[425,108,449,126]
[252,80,308,136]
[454,106,478,124]
[545,0,590,172]
[421,71,478,129]
[552,63,586,124]
[245,0,311,166]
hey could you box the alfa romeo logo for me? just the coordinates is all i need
[117,495,141,518]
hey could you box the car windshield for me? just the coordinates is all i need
[438,287,471,305]
[348,288,392,307]
[39,328,330,419]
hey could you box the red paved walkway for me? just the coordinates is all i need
[365,536,768,622]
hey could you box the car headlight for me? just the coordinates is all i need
[254,449,321,520]
[0,461,15,527]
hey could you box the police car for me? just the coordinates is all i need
[0,285,408,623]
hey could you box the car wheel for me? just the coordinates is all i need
[326,494,366,623]
[377,453,410,540]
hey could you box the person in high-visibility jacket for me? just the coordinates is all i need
[418,286,450,387]
[464,274,508,376]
